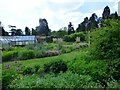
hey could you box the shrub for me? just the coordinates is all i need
[61,48,71,53]
[64,35,75,42]
[34,65,40,73]
[46,51,60,57]
[64,32,86,42]
[89,20,120,60]
[67,55,120,87]
[34,50,45,58]
[108,58,120,80]
[2,68,19,89]
[68,59,108,86]
[2,62,22,89]
[18,50,35,60]
[24,44,36,50]
[9,71,120,88]
[2,45,14,51]
[46,36,53,43]
[40,51,59,58]
[44,60,68,74]
[22,66,34,75]
[73,32,86,41]
[2,51,18,62]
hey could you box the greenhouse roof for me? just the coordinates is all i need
[0,36,36,44]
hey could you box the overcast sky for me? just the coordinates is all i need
[0,0,119,32]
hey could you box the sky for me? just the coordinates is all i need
[0,0,120,32]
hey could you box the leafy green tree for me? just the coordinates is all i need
[16,29,23,36]
[102,6,110,19]
[32,28,37,35]
[64,32,86,42]
[68,22,75,35]
[76,24,81,32]
[25,27,30,35]
[36,19,50,36]
[1,27,9,36]
[76,15,98,32]
[51,27,67,38]
[81,22,86,32]
[11,29,16,36]
[0,22,9,36]
[8,25,16,36]
[89,13,98,30]
[114,11,118,19]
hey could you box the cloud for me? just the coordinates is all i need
[0,0,118,32]
[0,0,84,31]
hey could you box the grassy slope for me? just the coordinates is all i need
[2,48,120,88]
[2,50,82,68]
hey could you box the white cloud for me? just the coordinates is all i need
[0,0,84,31]
[0,0,118,32]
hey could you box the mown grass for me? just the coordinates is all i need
[2,50,81,68]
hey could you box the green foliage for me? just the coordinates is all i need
[32,28,37,35]
[34,65,40,73]
[44,60,68,74]
[2,48,120,88]
[51,27,67,38]
[64,32,86,42]
[21,65,41,75]
[18,50,35,60]
[16,29,23,36]
[68,54,120,87]
[89,20,120,59]
[61,47,71,53]
[22,66,33,75]
[34,50,45,58]
[2,42,84,62]
[8,71,120,88]
[2,68,19,89]
[25,27,30,35]
[8,71,102,88]
[2,45,14,51]
[108,58,120,80]
[2,62,22,89]
[2,19,120,89]
[1,27,9,36]
[46,36,53,43]
[2,51,18,62]
[2,51,78,88]
[64,35,75,42]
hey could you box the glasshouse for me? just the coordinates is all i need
[0,36,37,46]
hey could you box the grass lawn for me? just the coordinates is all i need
[2,50,82,68]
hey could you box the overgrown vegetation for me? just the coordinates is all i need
[89,19,120,60]
[44,60,67,74]
[2,42,87,62]
[64,32,86,42]
[2,19,120,89]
